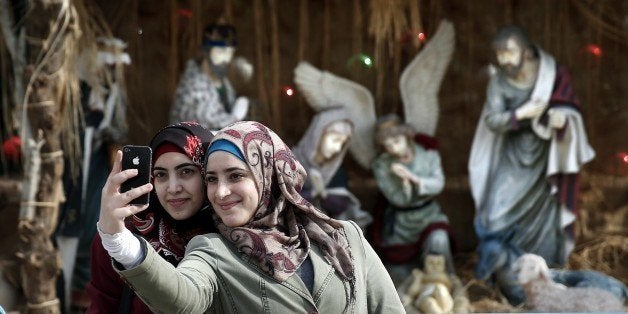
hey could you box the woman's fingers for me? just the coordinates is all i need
[99,149,153,232]
[99,202,148,234]
[115,203,150,219]
[126,203,150,216]
[119,183,153,204]
[103,150,128,195]
[112,150,122,172]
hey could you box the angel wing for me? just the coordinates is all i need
[399,19,455,136]
[294,61,377,169]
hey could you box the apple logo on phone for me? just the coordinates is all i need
[132,156,140,165]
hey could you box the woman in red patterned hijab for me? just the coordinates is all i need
[87,121,215,313]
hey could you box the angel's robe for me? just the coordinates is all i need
[372,143,450,249]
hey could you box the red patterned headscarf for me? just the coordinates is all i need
[208,121,356,308]
[127,121,215,265]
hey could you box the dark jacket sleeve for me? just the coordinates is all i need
[85,233,153,314]
[85,233,125,313]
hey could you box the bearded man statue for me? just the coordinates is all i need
[469,25,595,305]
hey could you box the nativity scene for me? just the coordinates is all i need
[0,0,625,313]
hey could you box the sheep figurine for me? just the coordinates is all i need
[514,253,626,312]
[476,227,628,305]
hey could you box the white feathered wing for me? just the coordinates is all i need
[294,61,377,169]
[399,19,455,136]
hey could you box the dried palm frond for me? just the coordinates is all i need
[368,0,408,64]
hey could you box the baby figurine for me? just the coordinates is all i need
[401,255,470,314]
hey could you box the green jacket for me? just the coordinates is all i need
[117,220,405,313]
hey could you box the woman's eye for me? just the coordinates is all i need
[179,168,195,177]
[229,172,245,181]
[153,172,166,179]
[205,176,217,183]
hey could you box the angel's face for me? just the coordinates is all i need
[319,132,350,160]
[495,38,524,77]
[383,134,409,158]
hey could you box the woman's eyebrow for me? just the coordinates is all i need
[174,162,196,170]
[206,166,246,174]
[153,162,196,172]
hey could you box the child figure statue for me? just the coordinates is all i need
[371,114,455,282]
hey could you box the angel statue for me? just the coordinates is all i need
[290,105,373,230]
[294,20,456,283]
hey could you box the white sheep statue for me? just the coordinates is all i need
[514,253,626,312]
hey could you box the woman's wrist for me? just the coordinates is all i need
[97,219,126,235]
[97,222,144,268]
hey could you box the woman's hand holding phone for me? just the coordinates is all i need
[98,150,153,235]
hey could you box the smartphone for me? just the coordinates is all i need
[120,145,152,206]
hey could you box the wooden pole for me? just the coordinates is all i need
[391,36,401,114]
[322,0,331,69]
[298,0,309,61]
[349,0,366,83]
[269,0,281,130]
[408,0,423,50]
[169,1,179,106]
[224,0,233,23]
[17,0,78,312]
[253,0,269,122]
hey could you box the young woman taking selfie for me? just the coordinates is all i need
[87,121,215,313]
[96,121,404,313]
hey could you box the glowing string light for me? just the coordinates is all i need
[585,44,603,57]
[361,56,372,67]
[347,53,374,69]
[282,86,294,97]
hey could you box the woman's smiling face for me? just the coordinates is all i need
[204,151,259,227]
[153,152,205,220]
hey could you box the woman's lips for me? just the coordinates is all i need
[168,198,188,207]
[218,201,238,210]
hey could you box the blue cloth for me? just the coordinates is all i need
[206,139,245,161]
[202,39,236,48]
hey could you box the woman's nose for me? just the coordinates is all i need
[167,178,182,193]
[215,182,230,199]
